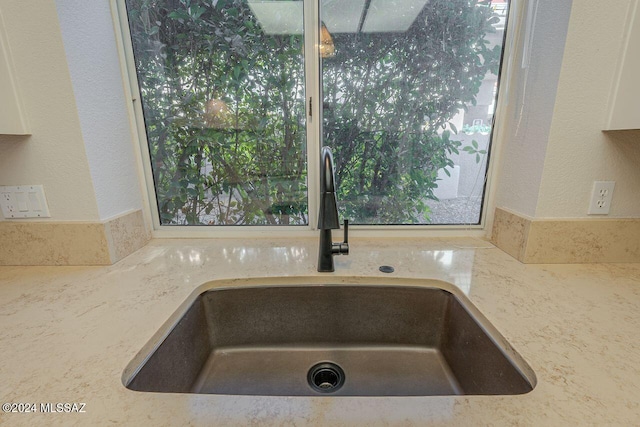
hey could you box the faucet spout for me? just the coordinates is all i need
[317,147,349,272]
[318,147,340,230]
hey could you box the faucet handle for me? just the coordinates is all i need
[343,219,349,245]
[331,219,350,256]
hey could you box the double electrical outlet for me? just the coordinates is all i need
[0,185,51,219]
[588,181,615,215]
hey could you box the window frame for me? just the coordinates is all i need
[111,0,521,239]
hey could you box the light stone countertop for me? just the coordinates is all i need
[0,237,639,426]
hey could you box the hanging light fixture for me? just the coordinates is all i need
[319,22,335,58]
[204,97,231,129]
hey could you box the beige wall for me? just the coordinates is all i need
[536,0,640,218]
[492,0,572,219]
[0,0,145,224]
[55,0,144,221]
[0,0,100,221]
[494,0,640,222]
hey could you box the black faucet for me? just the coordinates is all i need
[317,146,349,272]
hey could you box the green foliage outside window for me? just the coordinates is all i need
[126,0,502,225]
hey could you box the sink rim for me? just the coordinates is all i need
[122,276,537,393]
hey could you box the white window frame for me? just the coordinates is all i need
[110,0,523,239]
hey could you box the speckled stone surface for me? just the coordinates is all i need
[0,221,111,265]
[0,237,639,426]
[492,207,640,263]
[491,207,530,261]
[104,210,151,264]
[526,219,640,263]
[0,210,150,266]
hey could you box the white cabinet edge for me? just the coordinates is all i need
[605,0,640,131]
[0,8,30,135]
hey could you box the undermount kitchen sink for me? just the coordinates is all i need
[123,281,536,396]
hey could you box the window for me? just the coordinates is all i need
[123,0,509,228]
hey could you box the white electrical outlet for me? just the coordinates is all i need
[588,181,615,215]
[0,185,51,218]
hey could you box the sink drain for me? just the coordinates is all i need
[307,362,345,393]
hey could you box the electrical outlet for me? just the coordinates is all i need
[588,181,615,215]
[1,192,16,214]
[0,185,51,218]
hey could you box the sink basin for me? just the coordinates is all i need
[123,281,535,396]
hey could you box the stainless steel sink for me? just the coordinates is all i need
[123,281,536,396]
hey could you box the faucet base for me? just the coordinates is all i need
[317,227,349,272]
[318,229,336,272]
